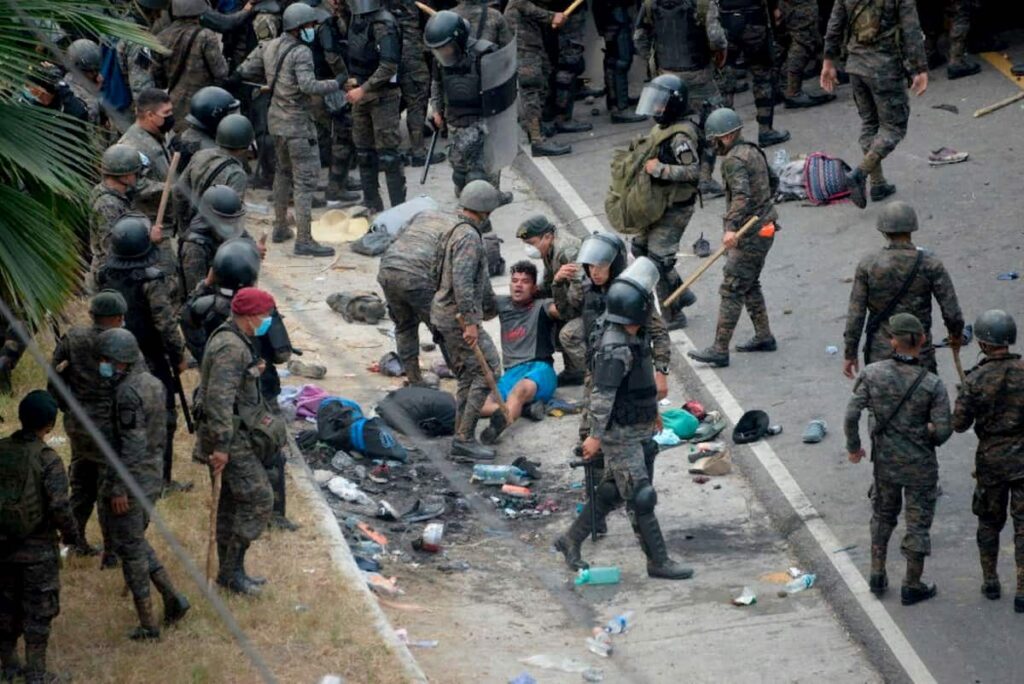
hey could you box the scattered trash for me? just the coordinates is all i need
[287,360,327,379]
[653,428,681,447]
[472,464,530,486]
[780,573,817,597]
[931,103,959,115]
[575,566,621,586]
[419,523,444,553]
[356,521,388,547]
[313,469,334,485]
[662,408,699,439]
[689,450,732,476]
[602,611,634,634]
[369,464,390,484]
[997,271,1019,281]
[294,603,309,613]
[686,441,726,464]
[833,544,858,554]
[658,398,672,407]
[733,409,769,444]
[376,501,399,521]
[519,655,602,679]
[319,675,344,684]
[585,632,612,657]
[760,571,795,584]
[394,627,438,648]
[365,572,402,597]
[353,555,380,572]
[802,419,828,444]
[582,670,604,682]
[691,475,710,485]
[928,147,968,166]
[825,345,838,355]
[331,451,356,471]
[509,674,537,684]
[732,586,757,606]
[438,560,471,573]
[766,424,783,436]
[690,411,727,442]
[501,484,533,498]
[682,400,706,420]
[511,456,543,479]
[693,233,711,258]
[327,476,376,507]
[536,499,559,514]
[351,540,383,556]
[788,567,803,578]
[327,291,387,324]
[401,498,446,523]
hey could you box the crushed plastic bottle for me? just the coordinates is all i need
[471,464,530,486]
[327,476,375,507]
[782,573,816,595]
[603,611,634,635]
[586,631,612,657]
[575,567,621,586]
[519,654,601,678]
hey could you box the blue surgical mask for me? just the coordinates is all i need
[255,316,273,337]
[300,27,316,43]
[99,362,115,378]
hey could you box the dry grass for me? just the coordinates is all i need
[0,336,409,684]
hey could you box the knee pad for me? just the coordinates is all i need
[632,483,657,515]
[596,480,620,508]
[379,149,403,171]
[650,252,678,277]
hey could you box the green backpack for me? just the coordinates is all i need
[605,122,693,235]
[0,437,45,540]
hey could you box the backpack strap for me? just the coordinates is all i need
[168,26,203,93]
[197,157,242,198]
[871,366,928,440]
[863,249,924,362]
[267,41,304,101]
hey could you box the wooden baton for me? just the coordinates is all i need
[415,1,436,15]
[563,0,586,18]
[154,151,181,232]
[456,314,510,421]
[973,91,1024,118]
[662,215,760,309]
[952,346,966,385]
[206,470,222,587]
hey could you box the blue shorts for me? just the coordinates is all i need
[496,361,557,403]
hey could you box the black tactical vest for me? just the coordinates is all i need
[98,266,166,361]
[582,284,608,364]
[348,10,400,82]
[441,40,493,121]
[653,0,711,71]
[611,331,659,426]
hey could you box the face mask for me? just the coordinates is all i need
[99,362,115,378]
[254,316,273,337]
[20,88,41,106]
[524,244,541,259]
[157,113,175,133]
[300,27,316,43]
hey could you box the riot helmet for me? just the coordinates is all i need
[424,10,469,67]
[636,74,689,127]
[605,257,659,326]
[186,86,240,133]
[67,39,102,74]
[252,0,281,12]
[577,230,627,281]
[349,0,382,16]
[215,113,255,150]
[704,107,743,138]
[101,144,143,176]
[107,213,158,269]
[97,328,142,364]
[975,310,1017,347]
[212,239,261,291]
[198,185,246,242]
[282,2,319,30]
[876,201,919,234]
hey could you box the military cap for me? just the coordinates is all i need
[89,290,128,317]
[889,313,925,336]
[516,215,556,240]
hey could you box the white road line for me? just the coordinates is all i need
[531,154,937,684]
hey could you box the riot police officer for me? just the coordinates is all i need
[176,85,241,166]
[554,258,693,580]
[179,185,255,296]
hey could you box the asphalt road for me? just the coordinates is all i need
[523,48,1024,684]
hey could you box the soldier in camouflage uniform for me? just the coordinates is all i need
[431,181,504,462]
[98,329,190,639]
[689,108,778,368]
[592,0,647,124]
[554,259,692,580]
[250,1,284,188]
[49,291,127,563]
[89,144,143,290]
[454,0,513,46]
[151,0,230,133]
[346,0,406,212]
[843,202,963,379]
[385,0,441,167]
[0,391,81,684]
[920,0,980,79]
[97,214,191,494]
[377,210,452,386]
[822,0,928,208]
[634,0,729,196]
[174,113,254,237]
[116,0,168,108]
[178,186,260,296]
[953,310,1024,611]
[516,216,586,385]
[238,2,344,256]
[845,312,951,605]
[65,39,103,126]
[547,0,590,133]
[778,0,834,107]
[504,0,572,156]
[175,86,241,168]
[197,287,282,595]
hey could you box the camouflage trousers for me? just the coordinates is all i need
[660,66,722,110]
[719,21,777,129]
[352,89,403,152]
[947,0,974,64]
[780,0,821,94]
[399,53,431,156]
[0,560,59,648]
[973,479,1024,566]
[214,440,273,547]
[714,237,774,351]
[436,323,501,442]
[313,99,356,190]
[447,121,500,196]
[155,239,182,306]
[518,54,551,141]
[107,497,163,600]
[378,269,442,374]
[559,317,586,376]
[632,203,695,320]
[850,73,909,167]
[599,423,657,504]
[273,136,321,243]
[553,10,586,117]
[871,477,937,558]
[266,457,286,517]
[68,446,112,550]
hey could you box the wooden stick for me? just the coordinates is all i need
[206,471,222,588]
[662,215,760,309]
[563,0,586,18]
[952,346,966,384]
[415,1,436,15]
[155,151,181,230]
[973,91,1024,118]
[456,315,510,421]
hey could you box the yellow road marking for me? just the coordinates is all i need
[981,51,1024,91]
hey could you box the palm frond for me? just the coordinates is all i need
[0,101,98,196]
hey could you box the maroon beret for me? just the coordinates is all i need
[231,287,276,315]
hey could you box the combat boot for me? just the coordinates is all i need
[100,550,119,569]
[688,347,729,368]
[735,336,777,353]
[784,91,834,109]
[557,369,585,387]
[128,596,161,640]
[635,512,693,580]
[70,539,101,557]
[150,568,191,625]
[845,168,868,208]
[269,513,300,532]
[408,149,446,167]
[901,554,937,605]
[554,118,593,134]
[531,139,572,157]
[239,542,268,586]
[554,508,593,571]
[665,311,688,331]
[757,129,790,147]
[294,240,335,257]
[947,60,981,80]
[610,109,647,124]
[271,226,295,243]
[325,176,361,205]
[0,639,21,682]
[980,552,1001,600]
[217,543,261,596]
[479,410,508,446]
[450,438,495,461]
[869,544,888,596]
[870,182,897,202]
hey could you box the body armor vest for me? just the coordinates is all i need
[441,40,492,121]
[653,0,711,71]
[98,267,165,362]
[611,330,659,426]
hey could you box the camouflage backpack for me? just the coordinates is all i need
[0,437,45,540]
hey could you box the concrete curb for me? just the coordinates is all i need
[285,433,429,684]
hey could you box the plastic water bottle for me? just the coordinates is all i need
[575,567,621,586]
[471,464,529,485]
[784,573,816,594]
[603,611,634,634]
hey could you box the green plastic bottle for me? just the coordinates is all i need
[575,566,621,586]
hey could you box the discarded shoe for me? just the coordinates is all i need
[294,240,335,257]
[698,179,724,199]
[845,168,868,208]
[870,182,897,202]
[401,498,446,523]
[287,360,327,380]
[946,60,981,80]
[735,336,777,353]
[555,119,593,133]
[757,129,791,147]
[901,582,937,606]
[687,347,729,367]
[531,139,572,157]
[802,419,828,444]
[327,292,388,324]
[928,147,968,166]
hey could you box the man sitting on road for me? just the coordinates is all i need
[479,261,561,445]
